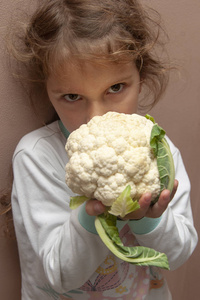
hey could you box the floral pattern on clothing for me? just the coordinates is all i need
[149,266,165,290]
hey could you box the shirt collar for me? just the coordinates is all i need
[58,120,70,139]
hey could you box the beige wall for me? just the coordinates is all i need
[148,2,200,298]
[0,0,199,299]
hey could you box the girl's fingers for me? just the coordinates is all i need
[147,189,171,218]
[85,199,106,216]
[85,180,179,218]
[123,192,152,220]
[146,180,179,218]
[170,179,179,200]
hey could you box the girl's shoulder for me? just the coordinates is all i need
[165,135,179,157]
[13,121,66,159]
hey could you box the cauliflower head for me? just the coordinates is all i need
[65,112,161,206]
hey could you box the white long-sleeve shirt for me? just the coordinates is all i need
[11,120,198,300]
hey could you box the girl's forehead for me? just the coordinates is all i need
[49,55,135,80]
[47,33,137,77]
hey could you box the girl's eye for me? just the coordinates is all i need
[64,94,81,102]
[108,83,124,94]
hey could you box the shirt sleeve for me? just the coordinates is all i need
[128,137,198,270]
[12,146,109,292]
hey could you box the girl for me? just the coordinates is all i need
[9,0,197,299]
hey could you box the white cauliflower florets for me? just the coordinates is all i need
[65,112,160,206]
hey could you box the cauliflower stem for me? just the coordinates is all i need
[95,213,169,269]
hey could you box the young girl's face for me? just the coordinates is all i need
[46,59,141,132]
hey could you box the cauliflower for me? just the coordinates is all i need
[65,112,161,206]
[65,112,175,270]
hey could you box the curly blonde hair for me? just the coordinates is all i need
[10,0,169,113]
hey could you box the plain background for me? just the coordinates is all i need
[0,0,200,299]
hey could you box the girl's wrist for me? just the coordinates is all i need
[128,216,162,235]
[78,203,98,235]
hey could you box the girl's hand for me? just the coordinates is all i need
[123,179,179,220]
[85,179,178,219]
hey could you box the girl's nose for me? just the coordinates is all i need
[86,101,107,123]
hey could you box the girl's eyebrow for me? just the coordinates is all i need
[109,74,136,85]
[50,85,77,94]
[51,89,69,94]
[51,74,135,95]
